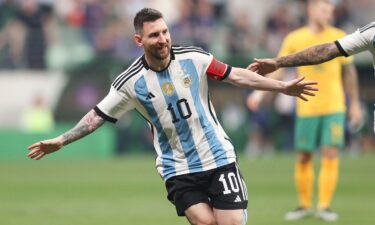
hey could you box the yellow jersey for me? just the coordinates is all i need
[278,26,353,116]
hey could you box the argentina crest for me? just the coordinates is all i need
[182,75,192,88]
[181,69,192,88]
[161,82,175,96]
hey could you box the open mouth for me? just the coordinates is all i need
[158,46,168,51]
[157,46,169,55]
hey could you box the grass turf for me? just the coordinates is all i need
[1,154,374,225]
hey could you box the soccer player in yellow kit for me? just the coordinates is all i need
[247,0,362,221]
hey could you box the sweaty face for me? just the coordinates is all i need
[140,18,172,60]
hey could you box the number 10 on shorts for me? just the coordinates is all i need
[219,172,240,194]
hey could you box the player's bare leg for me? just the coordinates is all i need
[185,203,217,225]
[213,208,246,225]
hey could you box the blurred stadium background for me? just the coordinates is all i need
[0,0,374,224]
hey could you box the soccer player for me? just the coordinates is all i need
[249,21,375,134]
[27,8,318,225]
[247,0,362,222]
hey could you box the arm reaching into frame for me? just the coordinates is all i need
[248,42,343,75]
[27,109,105,160]
[225,67,318,101]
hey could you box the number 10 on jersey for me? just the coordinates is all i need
[167,98,192,123]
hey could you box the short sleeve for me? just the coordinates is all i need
[173,45,232,81]
[206,57,232,81]
[336,22,375,56]
[95,86,135,123]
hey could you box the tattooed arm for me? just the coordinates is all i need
[61,109,105,145]
[275,43,343,67]
[248,42,344,75]
[27,109,105,160]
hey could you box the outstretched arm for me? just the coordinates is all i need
[248,42,343,75]
[28,109,105,160]
[246,68,286,111]
[275,42,343,67]
[225,67,318,101]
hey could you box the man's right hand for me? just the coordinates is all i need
[28,137,64,160]
[247,58,279,75]
[281,76,317,101]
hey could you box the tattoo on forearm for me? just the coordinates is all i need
[62,110,105,145]
[276,43,342,67]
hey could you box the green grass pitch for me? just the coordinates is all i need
[1,154,374,225]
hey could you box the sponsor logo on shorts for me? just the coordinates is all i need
[234,195,242,202]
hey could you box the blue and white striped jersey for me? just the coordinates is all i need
[336,21,375,72]
[95,46,236,180]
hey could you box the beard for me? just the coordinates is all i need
[150,44,171,60]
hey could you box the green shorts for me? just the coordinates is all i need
[294,112,345,151]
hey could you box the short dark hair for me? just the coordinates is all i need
[133,8,163,34]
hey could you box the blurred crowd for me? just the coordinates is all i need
[0,0,374,70]
[1,0,374,154]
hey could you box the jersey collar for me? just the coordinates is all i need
[141,48,175,72]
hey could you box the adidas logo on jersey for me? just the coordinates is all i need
[234,195,242,203]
